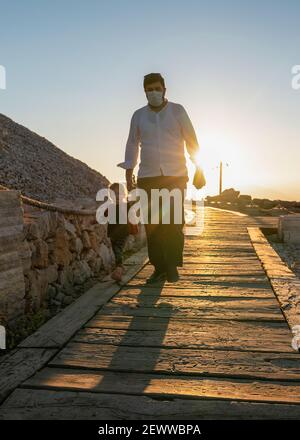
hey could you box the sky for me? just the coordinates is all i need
[0,0,300,200]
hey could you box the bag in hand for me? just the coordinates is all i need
[193,167,206,189]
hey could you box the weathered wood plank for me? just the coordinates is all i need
[0,348,56,403]
[49,342,300,380]
[110,295,279,309]
[75,320,293,353]
[116,285,275,298]
[127,278,270,290]
[248,227,300,333]
[137,266,265,276]
[86,314,287,332]
[99,298,284,322]
[2,389,300,420]
[175,257,260,264]
[23,368,300,404]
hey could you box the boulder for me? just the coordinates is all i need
[26,268,49,311]
[219,188,240,202]
[51,226,72,266]
[82,248,97,263]
[58,266,74,294]
[238,195,252,207]
[82,230,91,249]
[45,264,58,284]
[89,231,101,253]
[32,238,48,268]
[64,219,77,238]
[47,285,57,300]
[72,260,92,285]
[62,294,73,306]
[89,256,102,274]
[69,236,83,255]
[20,239,32,274]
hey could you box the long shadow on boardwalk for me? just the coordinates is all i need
[72,273,175,393]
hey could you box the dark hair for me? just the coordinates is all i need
[143,73,165,89]
[109,182,120,191]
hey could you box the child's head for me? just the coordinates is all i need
[109,182,127,203]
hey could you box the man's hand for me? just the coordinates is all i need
[126,169,134,192]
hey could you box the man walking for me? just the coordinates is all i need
[118,73,200,283]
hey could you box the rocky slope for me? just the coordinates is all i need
[0,113,109,203]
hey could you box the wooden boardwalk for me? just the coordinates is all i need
[1,207,300,419]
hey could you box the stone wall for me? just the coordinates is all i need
[0,190,145,328]
[0,190,26,324]
[279,214,300,244]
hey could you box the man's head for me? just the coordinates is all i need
[143,73,166,107]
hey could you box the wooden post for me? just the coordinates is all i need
[219,161,223,195]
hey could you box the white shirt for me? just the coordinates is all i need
[118,101,199,178]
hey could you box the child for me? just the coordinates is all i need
[107,182,138,282]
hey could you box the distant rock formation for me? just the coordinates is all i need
[206,187,300,215]
[207,188,240,203]
[0,113,109,203]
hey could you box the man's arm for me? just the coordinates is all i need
[178,105,200,164]
[126,169,134,191]
[118,111,140,190]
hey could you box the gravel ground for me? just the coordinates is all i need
[268,233,300,279]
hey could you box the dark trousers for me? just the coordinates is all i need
[137,175,187,270]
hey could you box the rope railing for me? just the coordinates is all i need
[0,184,97,216]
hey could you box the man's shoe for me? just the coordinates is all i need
[166,265,179,283]
[146,270,167,284]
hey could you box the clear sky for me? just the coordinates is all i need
[1,0,300,200]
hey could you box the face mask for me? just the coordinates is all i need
[146,90,164,107]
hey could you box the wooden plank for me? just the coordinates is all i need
[2,388,300,419]
[75,320,294,353]
[182,264,264,271]
[0,348,56,403]
[49,342,300,381]
[99,298,284,322]
[184,250,258,257]
[181,257,261,265]
[86,313,287,332]
[137,266,265,276]
[19,248,148,348]
[23,368,300,404]
[110,295,279,309]
[248,227,300,333]
[129,264,269,280]
[127,279,272,292]
[184,239,254,245]
[116,285,275,298]
[127,277,270,289]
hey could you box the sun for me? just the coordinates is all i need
[186,131,252,197]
